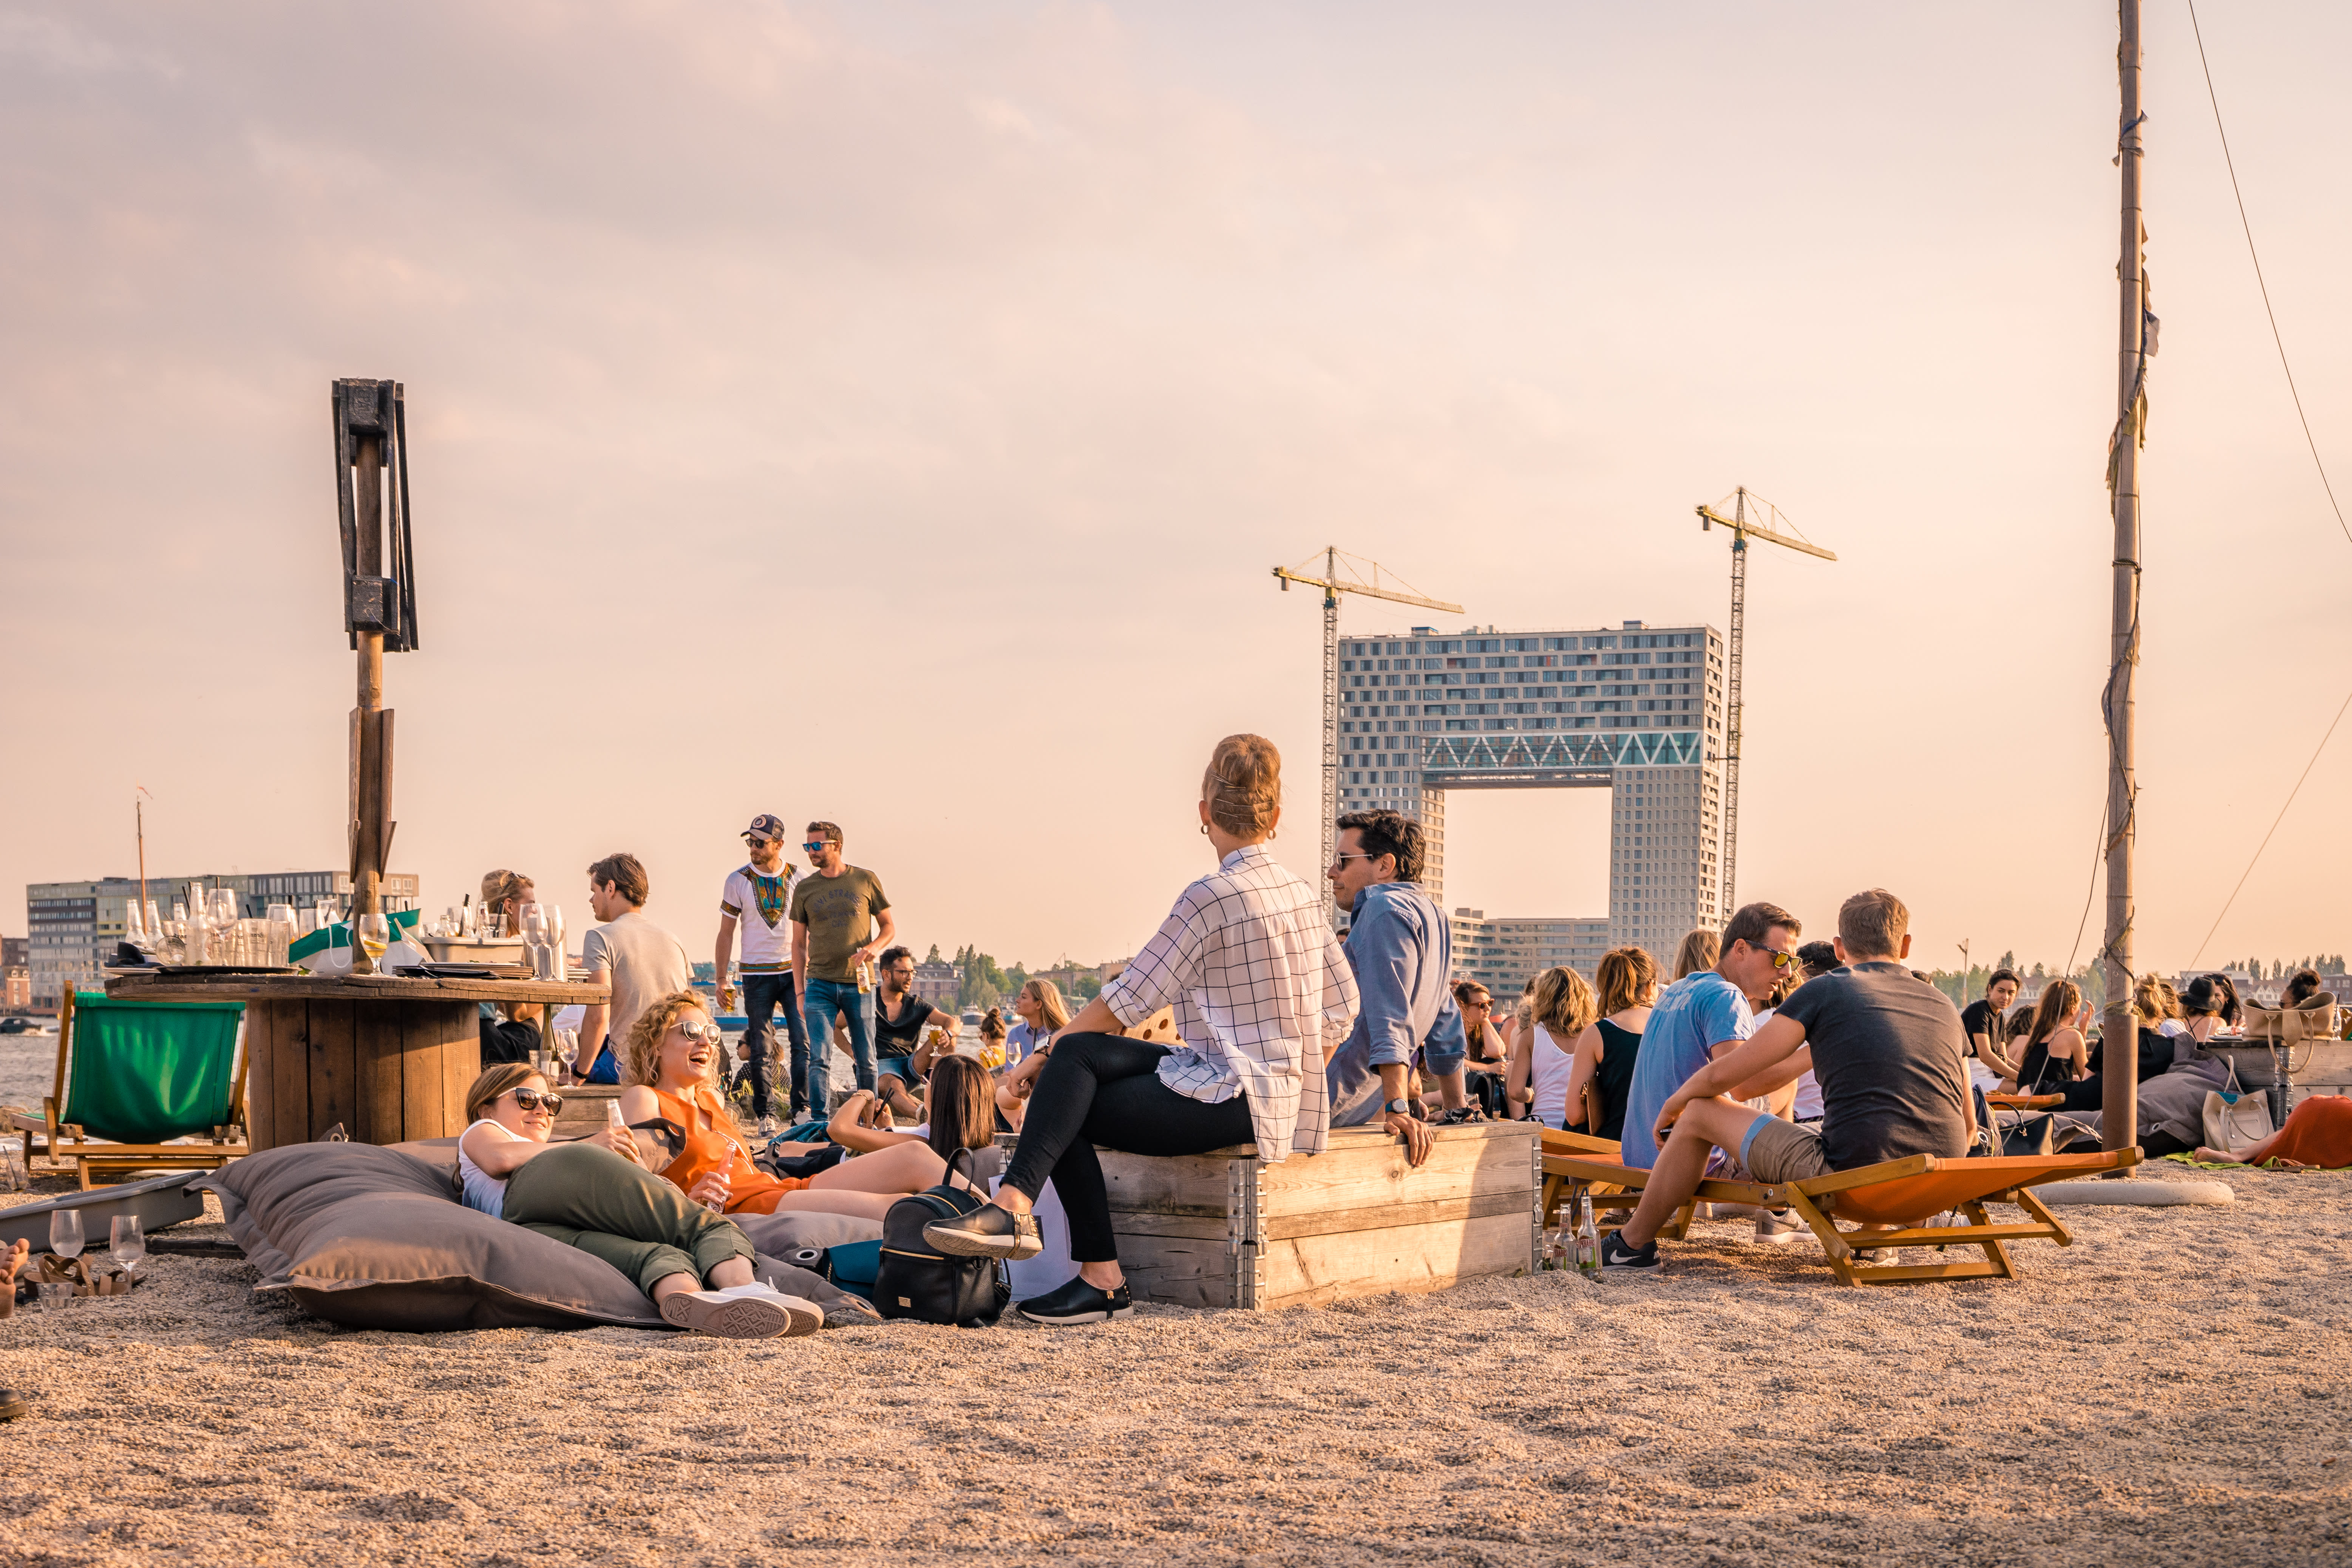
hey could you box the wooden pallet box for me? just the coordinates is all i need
[1100,1120,1538,1310]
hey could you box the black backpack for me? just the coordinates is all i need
[873,1148,1011,1327]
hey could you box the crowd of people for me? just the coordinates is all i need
[447,731,2347,1333]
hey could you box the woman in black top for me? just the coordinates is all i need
[1958,968,2022,1082]
[2013,980,2092,1097]
[1564,946,1658,1142]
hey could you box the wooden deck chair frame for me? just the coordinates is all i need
[37,990,251,1189]
[1538,1128,1779,1243]
[1768,1147,2140,1285]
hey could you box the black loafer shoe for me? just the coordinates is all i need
[1015,1275,1134,1325]
[921,1203,1044,1261]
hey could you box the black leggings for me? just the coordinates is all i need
[1001,1032,1254,1264]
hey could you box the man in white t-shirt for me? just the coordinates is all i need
[715,814,806,1125]
[576,852,693,1084]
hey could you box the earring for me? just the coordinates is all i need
[1200,823,1210,836]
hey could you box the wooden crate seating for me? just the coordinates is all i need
[1100,1120,1539,1310]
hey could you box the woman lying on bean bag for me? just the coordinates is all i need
[618,990,975,1222]
[454,1061,816,1338]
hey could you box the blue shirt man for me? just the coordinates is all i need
[1322,811,1470,1151]
[1327,879,1467,1127]
[1617,904,1800,1169]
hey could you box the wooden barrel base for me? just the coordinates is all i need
[244,998,482,1150]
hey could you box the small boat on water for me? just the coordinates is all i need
[960,1008,983,1027]
[0,1017,50,1035]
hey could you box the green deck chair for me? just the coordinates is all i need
[41,991,250,1188]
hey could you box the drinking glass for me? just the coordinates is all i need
[357,913,391,962]
[110,1215,145,1274]
[38,1282,69,1315]
[482,911,506,940]
[49,1209,84,1260]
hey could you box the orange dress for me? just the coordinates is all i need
[651,1084,810,1215]
[2269,1095,2352,1168]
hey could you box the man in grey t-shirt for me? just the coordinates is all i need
[575,851,692,1083]
[1601,887,1973,1269]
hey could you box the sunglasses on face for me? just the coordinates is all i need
[506,1088,563,1114]
[674,1019,726,1045]
[803,842,831,853]
[1769,949,1800,970]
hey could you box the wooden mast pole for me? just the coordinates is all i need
[351,429,386,973]
[2102,0,2146,1149]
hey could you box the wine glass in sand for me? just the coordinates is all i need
[111,1215,145,1276]
[50,1209,84,1262]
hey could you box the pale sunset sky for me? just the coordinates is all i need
[3,2,2347,975]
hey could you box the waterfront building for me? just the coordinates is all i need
[912,956,961,1006]
[1340,618,1726,960]
[1450,909,1611,999]
[25,871,420,1005]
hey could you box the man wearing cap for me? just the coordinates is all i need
[715,815,807,1125]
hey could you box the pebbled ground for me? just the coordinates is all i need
[1,1161,2347,1567]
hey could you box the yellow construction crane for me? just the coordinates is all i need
[1695,488,1835,914]
[1272,548,1462,920]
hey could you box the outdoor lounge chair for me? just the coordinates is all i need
[12,990,249,1189]
[1539,1128,1775,1243]
[1540,1134,2142,1284]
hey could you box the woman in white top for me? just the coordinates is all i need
[1006,979,1070,1066]
[918,734,1358,1326]
[456,1061,817,1338]
[1506,966,1598,1129]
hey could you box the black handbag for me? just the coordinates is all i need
[872,1149,1011,1328]
[756,1139,848,1180]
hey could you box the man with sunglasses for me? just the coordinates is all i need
[789,822,894,1105]
[1324,809,1472,1167]
[1615,900,1802,1184]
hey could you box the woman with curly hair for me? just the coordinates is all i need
[616,990,968,1220]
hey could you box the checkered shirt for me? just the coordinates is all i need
[1099,843,1358,1162]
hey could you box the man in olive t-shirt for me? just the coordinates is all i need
[790,820,896,1095]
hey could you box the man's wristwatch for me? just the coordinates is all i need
[1386,1097,1413,1117]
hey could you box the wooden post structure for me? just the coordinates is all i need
[332,379,418,972]
[2101,0,2146,1151]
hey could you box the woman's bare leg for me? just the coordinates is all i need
[809,1139,976,1196]
[2196,1123,2287,1166]
[769,1188,898,1220]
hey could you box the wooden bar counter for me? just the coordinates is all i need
[104,972,608,1151]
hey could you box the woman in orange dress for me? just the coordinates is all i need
[2196,1094,2352,1170]
[617,991,972,1220]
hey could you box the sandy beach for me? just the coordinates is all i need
[1,1159,2346,1567]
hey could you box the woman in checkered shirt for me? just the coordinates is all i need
[923,734,1358,1324]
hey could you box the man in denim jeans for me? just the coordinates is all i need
[714,814,809,1125]
[789,821,895,1102]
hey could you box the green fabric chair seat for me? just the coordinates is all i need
[63,993,244,1145]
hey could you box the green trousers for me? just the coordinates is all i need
[500,1141,753,1296]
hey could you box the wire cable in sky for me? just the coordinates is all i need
[2190,680,2352,966]
[2185,0,2352,547]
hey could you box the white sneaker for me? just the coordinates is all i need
[661,1287,821,1338]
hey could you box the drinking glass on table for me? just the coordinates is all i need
[49,1209,84,1261]
[110,1215,145,1275]
[356,913,391,963]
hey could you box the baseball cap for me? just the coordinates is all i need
[742,814,788,844]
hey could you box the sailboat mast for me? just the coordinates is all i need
[2103,0,2146,1150]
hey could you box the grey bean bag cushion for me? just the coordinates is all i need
[199,1141,885,1333]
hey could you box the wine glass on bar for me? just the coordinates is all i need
[357,913,391,966]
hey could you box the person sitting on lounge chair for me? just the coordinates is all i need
[1602,888,1974,1269]
[455,1061,816,1338]
[618,990,969,1222]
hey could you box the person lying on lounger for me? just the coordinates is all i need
[618,990,973,1222]
[2195,1094,2352,1170]
[455,1062,816,1338]
[1601,888,1975,1270]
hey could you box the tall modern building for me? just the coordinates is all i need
[25,871,421,1006]
[1339,619,1726,963]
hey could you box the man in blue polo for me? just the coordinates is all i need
[1325,808,1475,1168]
[1616,901,1802,1173]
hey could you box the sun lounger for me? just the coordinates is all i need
[23,990,250,1189]
[1539,1129,1777,1242]
[1769,1147,2142,1285]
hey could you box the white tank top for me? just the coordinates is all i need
[1530,1024,1575,1129]
[456,1118,521,1216]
